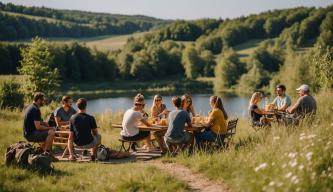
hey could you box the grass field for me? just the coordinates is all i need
[1,91,332,191]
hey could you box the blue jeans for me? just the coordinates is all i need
[195,129,225,144]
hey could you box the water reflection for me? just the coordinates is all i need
[86,93,250,117]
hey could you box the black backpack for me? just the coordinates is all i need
[5,141,54,173]
[28,152,54,174]
[46,112,57,127]
[6,141,33,167]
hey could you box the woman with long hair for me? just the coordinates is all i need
[195,96,228,144]
[249,92,270,127]
[181,94,196,117]
[150,94,168,119]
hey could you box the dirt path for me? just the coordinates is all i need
[147,160,229,192]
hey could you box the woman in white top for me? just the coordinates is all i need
[121,94,152,151]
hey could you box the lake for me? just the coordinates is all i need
[86,93,251,118]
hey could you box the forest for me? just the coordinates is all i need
[0,3,333,94]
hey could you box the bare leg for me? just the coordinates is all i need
[44,129,55,151]
[154,130,167,152]
[67,132,75,159]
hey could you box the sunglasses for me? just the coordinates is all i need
[155,99,162,101]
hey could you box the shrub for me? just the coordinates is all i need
[0,78,24,109]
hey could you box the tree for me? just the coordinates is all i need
[309,46,333,90]
[18,37,61,99]
[214,48,244,91]
[182,45,203,79]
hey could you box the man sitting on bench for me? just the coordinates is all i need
[67,98,101,161]
[24,92,57,156]
[164,96,193,153]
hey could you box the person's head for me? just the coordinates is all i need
[276,84,286,97]
[33,92,46,107]
[296,84,310,96]
[61,95,73,108]
[76,98,87,111]
[152,94,163,107]
[249,92,263,105]
[172,96,182,108]
[210,96,228,119]
[134,93,145,111]
[181,94,192,109]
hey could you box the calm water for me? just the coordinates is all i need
[86,93,250,117]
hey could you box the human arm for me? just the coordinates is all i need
[34,121,55,131]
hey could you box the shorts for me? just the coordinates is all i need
[76,134,101,149]
[164,132,192,144]
[121,131,150,141]
[25,130,49,142]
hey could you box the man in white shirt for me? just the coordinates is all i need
[120,94,152,151]
[272,84,292,111]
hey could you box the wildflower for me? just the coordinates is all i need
[288,152,297,158]
[273,136,280,140]
[271,162,275,166]
[282,163,287,168]
[255,163,268,172]
[285,172,292,178]
[291,175,299,184]
[307,134,316,139]
[331,122,333,127]
[289,159,297,167]
[298,165,304,170]
[306,152,313,161]
[269,181,275,186]
[277,182,283,187]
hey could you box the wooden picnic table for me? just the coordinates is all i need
[111,123,206,132]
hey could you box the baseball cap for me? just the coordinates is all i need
[296,84,309,91]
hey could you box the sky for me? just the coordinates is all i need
[1,0,333,20]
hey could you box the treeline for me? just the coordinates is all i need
[1,5,333,91]
[0,2,166,40]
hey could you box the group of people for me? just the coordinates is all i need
[23,93,101,161]
[120,93,229,153]
[22,83,317,160]
[249,84,317,127]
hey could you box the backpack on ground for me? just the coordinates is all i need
[28,152,54,174]
[97,145,110,161]
[5,141,33,167]
[5,141,54,174]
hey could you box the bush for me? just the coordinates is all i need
[0,78,24,109]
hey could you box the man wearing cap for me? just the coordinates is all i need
[271,84,292,111]
[287,84,317,119]
[120,94,153,151]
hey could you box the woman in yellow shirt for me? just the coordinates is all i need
[195,96,228,145]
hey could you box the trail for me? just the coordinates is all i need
[147,160,229,192]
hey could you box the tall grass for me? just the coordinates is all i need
[0,107,189,191]
[172,91,333,191]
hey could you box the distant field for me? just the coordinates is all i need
[233,39,266,61]
[13,32,148,51]
[0,10,88,26]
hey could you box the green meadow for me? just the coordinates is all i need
[1,91,332,191]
